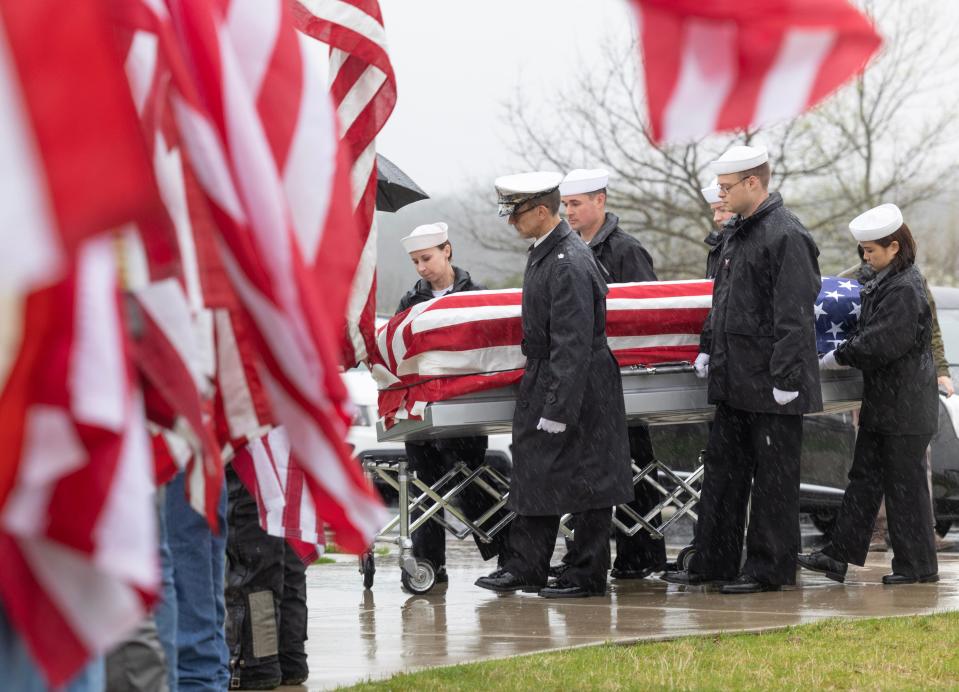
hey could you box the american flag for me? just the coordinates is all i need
[0,1,161,685]
[816,276,861,354]
[377,277,863,423]
[160,0,388,552]
[376,280,714,424]
[293,0,398,367]
[629,0,882,142]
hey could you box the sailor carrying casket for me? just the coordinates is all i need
[396,223,509,584]
[799,204,940,585]
[663,145,823,594]
[556,168,665,581]
[474,172,632,598]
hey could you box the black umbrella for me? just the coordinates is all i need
[376,153,428,213]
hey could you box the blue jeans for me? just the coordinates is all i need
[154,486,178,692]
[165,471,229,692]
[0,604,104,691]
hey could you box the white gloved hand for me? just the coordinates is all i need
[819,350,843,371]
[537,417,566,434]
[693,353,710,379]
[772,388,799,405]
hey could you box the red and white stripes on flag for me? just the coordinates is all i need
[376,280,714,424]
[630,0,882,142]
[293,0,398,366]
[0,239,158,687]
[164,0,387,552]
[0,0,157,295]
[231,427,326,563]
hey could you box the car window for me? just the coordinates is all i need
[938,308,959,365]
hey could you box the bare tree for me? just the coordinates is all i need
[467,0,959,279]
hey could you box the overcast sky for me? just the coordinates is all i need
[371,0,959,201]
[375,0,634,197]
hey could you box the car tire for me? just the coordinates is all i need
[811,510,837,538]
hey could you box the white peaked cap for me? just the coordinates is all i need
[710,145,769,175]
[701,177,721,204]
[401,222,449,253]
[494,171,563,217]
[559,168,609,196]
[848,203,904,242]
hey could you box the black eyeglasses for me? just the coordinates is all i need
[718,176,753,194]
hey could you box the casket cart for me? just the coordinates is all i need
[359,363,863,594]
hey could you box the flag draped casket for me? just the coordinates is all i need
[375,278,863,425]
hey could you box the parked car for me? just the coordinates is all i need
[651,285,959,537]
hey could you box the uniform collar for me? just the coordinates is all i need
[528,221,570,266]
[588,212,619,247]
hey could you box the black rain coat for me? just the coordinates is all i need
[396,266,487,453]
[587,213,657,283]
[699,193,823,415]
[835,264,938,435]
[509,221,633,516]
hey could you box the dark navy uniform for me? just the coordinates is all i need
[564,212,665,575]
[503,221,633,593]
[825,264,939,577]
[691,192,822,585]
[398,267,509,571]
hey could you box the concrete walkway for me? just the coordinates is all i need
[287,537,959,691]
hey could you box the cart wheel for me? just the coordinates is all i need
[400,559,436,595]
[360,551,376,590]
[677,545,697,571]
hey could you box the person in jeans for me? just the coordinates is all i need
[165,470,230,691]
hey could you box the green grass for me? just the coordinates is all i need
[342,613,959,690]
[313,556,336,565]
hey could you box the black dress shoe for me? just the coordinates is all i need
[797,551,847,583]
[435,567,449,583]
[882,572,940,585]
[474,570,541,593]
[719,575,782,594]
[610,565,661,580]
[660,570,721,585]
[538,581,606,598]
[548,562,570,579]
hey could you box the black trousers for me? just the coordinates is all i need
[562,426,666,571]
[406,442,509,568]
[505,508,611,592]
[689,404,803,585]
[225,468,308,685]
[825,430,937,577]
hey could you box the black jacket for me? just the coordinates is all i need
[509,221,633,515]
[396,266,487,452]
[587,213,657,283]
[703,218,735,279]
[700,192,823,415]
[835,264,938,435]
[396,266,484,313]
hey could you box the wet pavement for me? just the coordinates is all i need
[288,524,959,691]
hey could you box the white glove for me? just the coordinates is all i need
[537,417,566,434]
[819,350,844,371]
[693,353,710,379]
[772,388,799,405]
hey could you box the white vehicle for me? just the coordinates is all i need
[341,365,513,501]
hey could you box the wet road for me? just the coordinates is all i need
[285,525,959,691]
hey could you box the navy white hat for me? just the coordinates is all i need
[559,168,609,196]
[701,177,721,204]
[710,145,769,175]
[848,203,904,242]
[494,171,563,217]
[401,222,449,253]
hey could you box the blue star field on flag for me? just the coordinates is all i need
[815,276,861,354]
